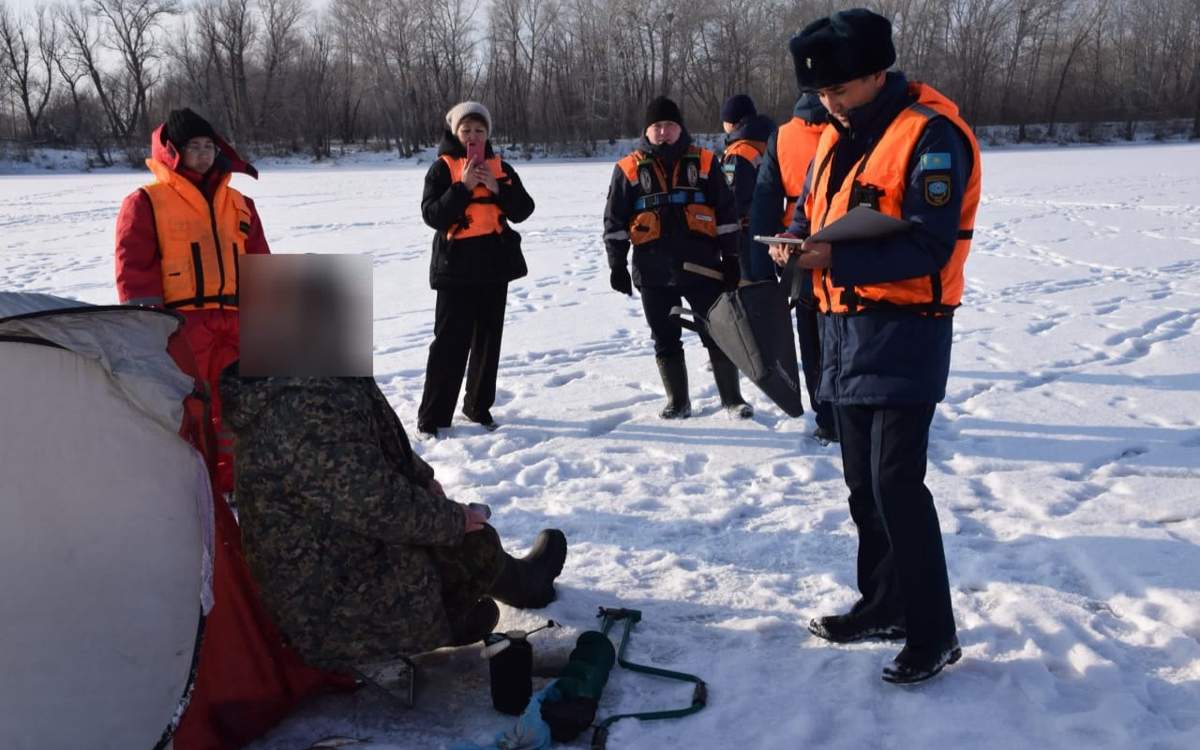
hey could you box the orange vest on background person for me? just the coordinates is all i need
[441,154,508,240]
[143,158,251,311]
[617,146,719,246]
[776,117,826,226]
[722,139,768,172]
[804,82,981,315]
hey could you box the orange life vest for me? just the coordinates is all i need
[776,117,825,226]
[721,139,767,188]
[441,154,508,240]
[616,146,720,246]
[143,159,252,311]
[804,82,981,315]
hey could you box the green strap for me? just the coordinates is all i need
[591,609,708,749]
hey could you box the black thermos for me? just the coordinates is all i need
[486,633,533,715]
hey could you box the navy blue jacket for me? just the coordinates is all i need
[603,131,740,288]
[747,95,828,282]
[721,113,777,277]
[787,73,975,406]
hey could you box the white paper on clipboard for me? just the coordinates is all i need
[808,206,911,243]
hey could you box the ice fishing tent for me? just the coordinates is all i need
[0,293,213,749]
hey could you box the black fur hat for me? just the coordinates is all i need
[164,108,217,151]
[790,9,896,91]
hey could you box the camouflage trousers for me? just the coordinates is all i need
[303,525,505,670]
[428,524,505,632]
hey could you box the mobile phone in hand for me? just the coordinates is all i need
[468,502,492,520]
[466,141,485,164]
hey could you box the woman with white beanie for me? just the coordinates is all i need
[417,101,536,438]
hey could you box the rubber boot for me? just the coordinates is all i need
[655,353,692,419]
[449,597,501,646]
[710,350,753,419]
[488,530,567,609]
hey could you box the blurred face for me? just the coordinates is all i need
[817,71,887,126]
[182,136,216,173]
[455,118,488,150]
[722,121,737,134]
[645,120,682,145]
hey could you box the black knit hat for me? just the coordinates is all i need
[645,96,684,128]
[720,94,757,125]
[164,108,217,152]
[789,8,896,91]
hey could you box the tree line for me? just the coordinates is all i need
[1,0,1197,164]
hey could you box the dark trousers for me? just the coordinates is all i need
[640,280,723,358]
[418,284,508,429]
[834,403,956,648]
[796,305,835,433]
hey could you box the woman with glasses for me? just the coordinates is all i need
[114,108,270,496]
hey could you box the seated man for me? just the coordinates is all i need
[220,254,566,668]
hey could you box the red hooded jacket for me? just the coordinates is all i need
[115,125,270,307]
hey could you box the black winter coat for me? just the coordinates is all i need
[602,131,740,289]
[422,132,536,289]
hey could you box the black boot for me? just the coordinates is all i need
[489,530,567,609]
[710,350,753,419]
[808,613,907,644]
[656,354,692,419]
[882,638,962,685]
[449,597,501,646]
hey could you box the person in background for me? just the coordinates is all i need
[114,107,269,495]
[749,92,838,444]
[418,102,535,439]
[719,93,777,280]
[603,96,752,420]
[773,8,982,684]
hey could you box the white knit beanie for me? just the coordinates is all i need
[445,101,492,134]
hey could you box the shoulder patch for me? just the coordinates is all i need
[919,152,952,171]
[924,174,952,207]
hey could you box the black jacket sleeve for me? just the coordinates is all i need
[603,164,633,269]
[497,161,535,223]
[421,159,471,231]
[748,132,787,280]
[709,161,741,259]
[830,119,972,287]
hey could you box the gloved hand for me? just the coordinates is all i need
[721,254,741,292]
[610,265,633,296]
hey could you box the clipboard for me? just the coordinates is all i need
[808,206,911,243]
[752,235,806,246]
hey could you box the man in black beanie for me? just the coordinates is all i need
[767,8,983,684]
[602,97,751,420]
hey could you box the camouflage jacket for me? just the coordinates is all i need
[220,372,466,667]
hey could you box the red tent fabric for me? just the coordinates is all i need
[170,336,356,750]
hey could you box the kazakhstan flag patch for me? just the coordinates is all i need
[919,152,952,171]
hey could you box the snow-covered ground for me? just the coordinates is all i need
[2,144,1198,749]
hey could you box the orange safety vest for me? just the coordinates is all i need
[776,117,825,227]
[804,82,981,315]
[616,146,720,246]
[721,139,767,188]
[143,159,252,311]
[441,154,508,240]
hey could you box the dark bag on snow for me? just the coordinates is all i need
[672,259,805,417]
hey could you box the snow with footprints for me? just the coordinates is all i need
[1,142,1198,749]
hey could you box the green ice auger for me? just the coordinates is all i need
[590,607,708,750]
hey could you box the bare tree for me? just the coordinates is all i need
[0,3,58,140]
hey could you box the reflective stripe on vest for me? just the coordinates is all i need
[143,159,250,311]
[804,82,981,316]
[776,117,825,227]
[442,154,507,240]
[616,146,718,245]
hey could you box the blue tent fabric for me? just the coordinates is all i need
[453,682,562,750]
